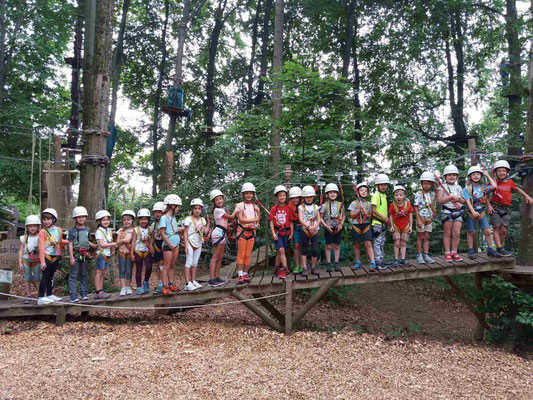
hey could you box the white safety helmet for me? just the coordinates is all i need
[122,209,136,219]
[274,185,288,196]
[137,208,151,218]
[442,165,459,176]
[493,160,510,171]
[152,201,165,212]
[393,185,406,194]
[42,208,58,222]
[210,189,224,201]
[95,210,111,221]
[467,165,483,177]
[375,173,390,185]
[241,182,256,193]
[72,206,88,218]
[289,186,302,198]
[357,182,369,190]
[25,215,41,226]
[419,171,435,183]
[164,194,182,206]
[301,185,316,197]
[324,183,339,193]
[190,198,204,207]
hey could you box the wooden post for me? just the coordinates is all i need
[473,272,486,340]
[468,138,479,253]
[0,207,19,300]
[7,206,18,239]
[285,279,293,335]
[55,307,66,326]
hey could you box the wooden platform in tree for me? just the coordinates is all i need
[0,254,516,334]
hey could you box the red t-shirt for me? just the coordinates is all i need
[268,204,293,235]
[389,201,414,230]
[492,179,517,206]
[288,201,301,225]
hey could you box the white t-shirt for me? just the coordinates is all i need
[95,227,113,256]
[438,183,463,213]
[184,216,206,249]
[299,203,319,224]
[20,234,38,259]
[134,226,151,252]
[213,207,228,229]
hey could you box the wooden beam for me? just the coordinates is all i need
[292,278,339,326]
[251,293,284,324]
[55,307,66,326]
[473,272,486,340]
[232,290,283,332]
[285,279,293,335]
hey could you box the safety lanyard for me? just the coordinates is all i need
[356,199,369,224]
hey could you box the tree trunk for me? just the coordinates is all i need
[151,0,169,196]
[352,14,363,166]
[517,4,533,266]
[0,0,7,115]
[341,0,355,79]
[161,0,192,191]
[270,0,284,177]
[78,0,115,223]
[505,0,522,166]
[256,0,272,105]
[246,0,261,110]
[67,0,84,152]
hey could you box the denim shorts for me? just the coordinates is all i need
[274,234,289,250]
[465,213,490,232]
[96,254,110,270]
[292,225,302,244]
[23,261,41,282]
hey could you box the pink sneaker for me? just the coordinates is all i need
[451,252,462,261]
[444,253,453,262]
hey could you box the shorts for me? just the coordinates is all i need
[274,234,289,250]
[351,223,372,243]
[292,225,302,244]
[212,227,227,246]
[465,213,490,232]
[441,211,463,224]
[417,222,433,233]
[153,239,164,262]
[324,229,342,245]
[96,254,110,270]
[490,206,510,228]
[23,261,41,282]
[392,231,410,241]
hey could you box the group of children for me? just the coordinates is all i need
[17,160,532,304]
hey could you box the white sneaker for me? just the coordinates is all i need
[119,287,127,296]
[125,287,133,295]
[184,282,197,291]
[38,297,54,305]
[46,295,57,302]
[192,281,202,289]
[49,295,62,301]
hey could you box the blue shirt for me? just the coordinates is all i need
[159,215,180,247]
[463,184,491,211]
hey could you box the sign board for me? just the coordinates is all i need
[0,239,21,286]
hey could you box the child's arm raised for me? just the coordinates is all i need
[483,165,497,189]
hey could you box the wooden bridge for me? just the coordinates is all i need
[0,253,516,336]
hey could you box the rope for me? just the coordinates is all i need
[0,291,288,311]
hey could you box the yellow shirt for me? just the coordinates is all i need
[371,191,388,226]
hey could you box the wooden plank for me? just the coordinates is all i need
[432,256,455,269]
[330,269,343,278]
[408,259,432,271]
[249,271,265,287]
[318,269,331,280]
[340,266,357,279]
[294,271,308,282]
[306,268,320,281]
[360,264,379,276]
[457,254,478,266]
[396,261,418,274]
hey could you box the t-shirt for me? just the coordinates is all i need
[268,204,292,235]
[288,201,301,225]
[492,179,517,206]
[348,198,372,224]
[184,216,206,248]
[371,191,388,226]
[414,191,436,220]
[117,228,133,253]
[159,215,180,247]
[134,226,152,252]
[389,201,414,230]
[40,227,61,256]
[95,227,113,257]
[213,207,228,229]
[20,234,38,260]
[438,182,463,212]
[68,226,91,251]
[298,203,319,225]
[236,202,259,234]
[320,200,344,227]
[151,220,163,240]
[463,184,491,211]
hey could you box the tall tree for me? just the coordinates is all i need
[256,0,272,105]
[270,0,284,176]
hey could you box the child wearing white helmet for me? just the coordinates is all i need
[151,201,166,292]
[436,165,466,262]
[131,208,154,294]
[37,208,69,305]
[268,185,294,279]
[67,206,96,302]
[116,210,136,295]
[319,183,345,272]
[183,199,210,291]
[208,189,235,287]
[414,172,437,264]
[463,164,500,259]
[348,182,376,271]
[489,160,533,256]
[94,210,116,299]
[389,186,414,267]
[298,185,322,275]
[288,186,303,274]
[235,182,261,284]
[371,173,390,269]
[159,194,183,295]
[18,215,41,303]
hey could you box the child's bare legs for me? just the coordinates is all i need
[400,240,407,259]
[417,233,423,253]
[325,244,332,263]
[184,266,192,283]
[278,247,287,267]
[95,269,105,291]
[393,239,400,259]
[494,225,506,248]
[301,255,308,270]
[311,256,317,268]
[210,244,225,278]
[483,228,494,248]
[422,232,430,254]
[293,243,301,267]
[466,231,474,249]
[169,249,179,283]
[333,244,340,263]
[364,241,374,260]
[162,251,173,286]
[443,221,452,253]
[191,266,197,282]
[353,242,361,260]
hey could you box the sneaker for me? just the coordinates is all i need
[416,254,425,264]
[497,247,513,257]
[377,263,388,270]
[334,263,341,272]
[467,249,476,259]
[155,283,163,293]
[119,287,127,296]
[274,268,281,278]
[326,263,332,273]
[46,295,56,302]
[352,260,362,270]
[392,260,400,268]
[125,287,133,295]
[49,295,62,301]
[423,254,435,264]
[369,262,377,271]
[184,282,197,291]
[311,267,320,275]
[169,284,180,292]
[487,248,503,258]
[292,266,303,274]
[444,253,453,262]
[208,278,223,287]
[96,291,112,299]
[400,259,406,265]
[136,287,145,295]
[215,277,227,285]
[24,298,32,304]
[162,286,171,295]
[38,296,54,305]
[81,295,89,301]
[237,276,246,285]
[278,268,288,279]
[302,269,309,277]
[243,274,251,283]
[143,281,150,292]
[192,281,202,289]
[451,252,462,261]
[70,298,79,303]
